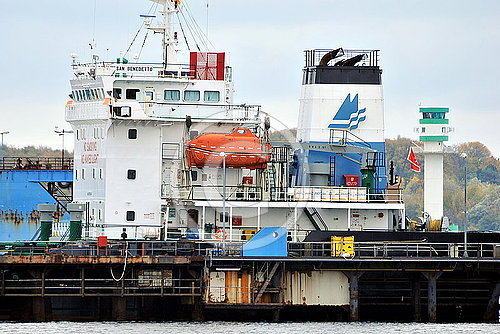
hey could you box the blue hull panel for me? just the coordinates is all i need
[0,170,72,241]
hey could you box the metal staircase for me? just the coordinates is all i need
[329,155,336,186]
[304,207,328,231]
[38,181,73,213]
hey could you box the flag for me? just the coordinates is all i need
[407,147,421,172]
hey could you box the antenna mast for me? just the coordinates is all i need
[147,0,180,68]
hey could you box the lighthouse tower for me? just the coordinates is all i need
[417,106,452,220]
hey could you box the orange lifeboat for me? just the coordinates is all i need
[186,128,271,169]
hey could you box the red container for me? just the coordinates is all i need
[189,52,225,80]
[242,176,254,184]
[344,175,360,187]
[97,236,108,248]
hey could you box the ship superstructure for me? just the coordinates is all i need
[66,0,405,240]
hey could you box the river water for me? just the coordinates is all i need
[0,322,498,334]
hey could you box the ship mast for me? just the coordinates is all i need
[148,0,180,68]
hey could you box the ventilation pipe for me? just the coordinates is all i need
[38,204,56,241]
[319,48,345,66]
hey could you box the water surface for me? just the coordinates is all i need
[0,321,498,334]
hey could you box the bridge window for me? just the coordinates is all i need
[126,211,135,221]
[128,129,137,139]
[423,112,445,119]
[127,169,136,180]
[164,90,180,101]
[126,88,141,100]
[113,88,122,99]
[204,91,220,102]
[184,90,200,102]
[84,89,91,100]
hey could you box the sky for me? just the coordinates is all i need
[0,0,499,157]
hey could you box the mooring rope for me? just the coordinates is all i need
[110,241,128,282]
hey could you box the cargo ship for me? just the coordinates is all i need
[1,0,499,323]
[60,0,406,242]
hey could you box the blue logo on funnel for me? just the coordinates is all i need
[328,94,366,130]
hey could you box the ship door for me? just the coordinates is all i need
[187,209,199,229]
[145,89,155,115]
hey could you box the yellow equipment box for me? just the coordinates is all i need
[331,236,355,257]
[241,229,257,241]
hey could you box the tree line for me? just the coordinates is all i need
[386,137,499,231]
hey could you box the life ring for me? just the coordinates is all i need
[214,229,228,240]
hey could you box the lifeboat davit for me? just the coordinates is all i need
[186,128,271,169]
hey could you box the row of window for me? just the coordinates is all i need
[420,127,450,133]
[75,168,103,180]
[422,112,446,119]
[72,88,106,102]
[76,127,104,141]
[113,88,221,103]
[76,168,138,181]
[91,208,103,222]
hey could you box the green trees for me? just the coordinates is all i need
[386,138,499,231]
[2,145,69,158]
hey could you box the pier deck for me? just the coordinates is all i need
[0,240,499,322]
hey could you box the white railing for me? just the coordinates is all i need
[277,186,402,203]
[72,61,193,80]
[143,102,262,121]
[181,185,262,201]
[173,185,402,204]
[66,102,110,121]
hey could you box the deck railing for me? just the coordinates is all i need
[0,157,73,170]
[138,102,262,121]
[0,276,200,297]
[176,185,403,203]
[1,240,498,260]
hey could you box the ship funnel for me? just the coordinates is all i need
[319,48,345,66]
